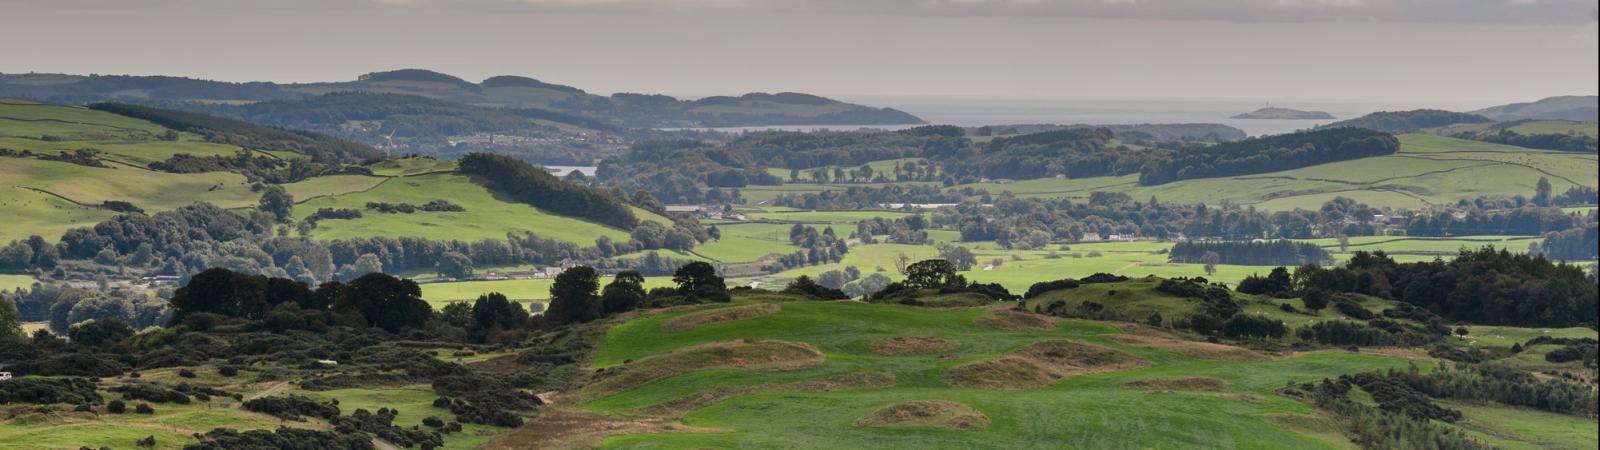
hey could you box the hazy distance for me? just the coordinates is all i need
[1,0,1596,105]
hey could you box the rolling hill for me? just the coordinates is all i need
[0,100,667,247]
[0,69,925,128]
[1472,95,1599,122]
[552,285,1596,449]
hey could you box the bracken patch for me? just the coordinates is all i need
[661,303,781,332]
[855,400,990,431]
[974,308,1057,331]
[1124,377,1231,391]
[582,339,824,398]
[635,372,896,418]
[866,336,960,356]
[1107,331,1266,362]
[944,340,1148,389]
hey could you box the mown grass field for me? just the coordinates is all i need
[574,295,1438,449]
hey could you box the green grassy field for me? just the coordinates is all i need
[0,274,39,292]
[937,134,1598,211]
[577,295,1429,449]
[418,276,680,307]
[290,173,650,245]
[367,157,460,177]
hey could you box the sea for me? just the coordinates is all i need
[675,96,1494,137]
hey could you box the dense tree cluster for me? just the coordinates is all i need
[1321,109,1491,132]
[183,427,374,450]
[1169,240,1332,266]
[87,103,380,164]
[1290,247,1597,328]
[1138,128,1400,185]
[459,153,638,229]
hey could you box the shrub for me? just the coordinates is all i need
[243,395,341,421]
[107,399,127,414]
[0,377,102,405]
[134,403,155,414]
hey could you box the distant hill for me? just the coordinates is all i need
[1472,95,1598,121]
[972,123,1247,142]
[1320,109,1492,133]
[0,69,925,128]
[1229,107,1334,120]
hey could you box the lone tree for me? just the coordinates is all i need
[904,259,965,290]
[1202,251,1220,276]
[436,252,474,279]
[469,292,528,342]
[673,262,728,302]
[600,270,647,315]
[546,266,600,325]
[1533,176,1552,207]
[1300,289,1330,314]
[257,185,294,222]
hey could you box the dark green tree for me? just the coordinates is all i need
[546,266,600,325]
[673,262,728,302]
[436,252,474,279]
[68,317,135,347]
[904,259,964,289]
[257,185,294,222]
[469,292,527,342]
[334,273,432,332]
[600,271,647,315]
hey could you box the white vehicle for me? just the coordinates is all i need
[0,372,12,381]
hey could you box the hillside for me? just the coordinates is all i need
[560,282,1596,449]
[0,100,378,242]
[0,101,672,250]
[1320,109,1492,133]
[1473,95,1599,121]
[0,70,925,128]
[913,133,1597,211]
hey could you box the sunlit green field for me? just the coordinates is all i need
[290,173,666,245]
[936,134,1597,211]
[0,274,39,292]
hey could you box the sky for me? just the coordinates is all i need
[1,0,1596,105]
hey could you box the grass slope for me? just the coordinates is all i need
[291,172,641,245]
[572,296,1426,449]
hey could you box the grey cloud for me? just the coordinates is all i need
[5,0,1598,24]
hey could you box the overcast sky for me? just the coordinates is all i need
[1,0,1595,104]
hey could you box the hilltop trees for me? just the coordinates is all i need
[458,153,638,229]
[334,273,432,333]
[1139,128,1400,185]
